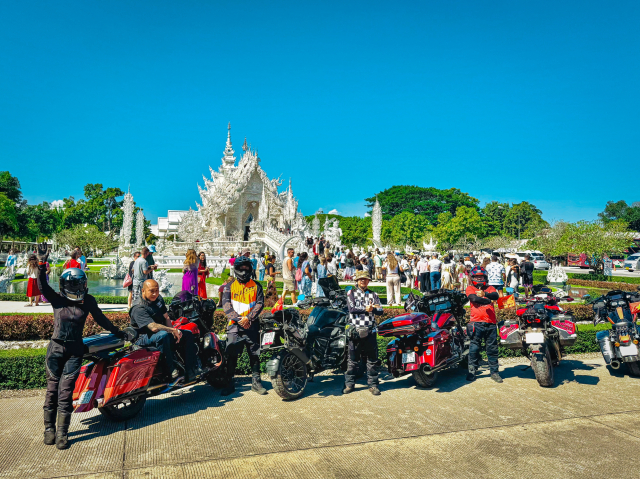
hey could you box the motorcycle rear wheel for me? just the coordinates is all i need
[627,361,640,377]
[99,396,146,421]
[531,347,554,387]
[412,368,438,388]
[273,352,308,400]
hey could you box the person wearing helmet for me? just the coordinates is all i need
[35,242,124,450]
[465,266,502,383]
[220,255,265,396]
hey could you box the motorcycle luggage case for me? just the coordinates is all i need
[378,312,430,337]
[499,324,522,349]
[551,316,577,347]
[83,332,125,355]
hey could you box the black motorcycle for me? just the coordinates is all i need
[259,276,351,400]
[591,289,640,376]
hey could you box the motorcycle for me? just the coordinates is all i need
[378,289,469,388]
[72,293,225,421]
[260,276,351,400]
[590,289,640,376]
[499,286,577,387]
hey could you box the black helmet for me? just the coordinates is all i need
[234,256,253,283]
[59,268,88,301]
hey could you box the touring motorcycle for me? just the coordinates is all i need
[260,276,351,400]
[590,289,640,376]
[499,286,577,387]
[378,290,469,388]
[72,293,225,421]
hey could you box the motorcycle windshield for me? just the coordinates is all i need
[318,276,342,296]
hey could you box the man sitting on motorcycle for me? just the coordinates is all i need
[129,279,200,383]
[220,256,266,396]
[465,266,502,383]
[343,270,383,396]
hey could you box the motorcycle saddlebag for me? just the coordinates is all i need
[596,330,613,365]
[551,316,577,347]
[499,324,522,349]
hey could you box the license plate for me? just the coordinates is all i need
[402,352,416,363]
[619,343,638,356]
[78,391,93,405]
[262,332,275,346]
[525,332,545,344]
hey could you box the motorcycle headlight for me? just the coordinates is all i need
[203,335,211,348]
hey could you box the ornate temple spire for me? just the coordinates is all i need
[221,122,236,168]
[242,137,248,152]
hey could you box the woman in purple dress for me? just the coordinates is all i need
[181,249,199,295]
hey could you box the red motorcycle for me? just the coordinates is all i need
[499,286,577,387]
[72,293,226,421]
[378,290,469,387]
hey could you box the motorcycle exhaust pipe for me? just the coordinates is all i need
[610,359,622,370]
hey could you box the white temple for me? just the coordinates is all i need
[151,124,314,261]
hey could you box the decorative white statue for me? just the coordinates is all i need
[547,262,568,284]
[136,210,145,247]
[100,255,129,280]
[121,187,134,247]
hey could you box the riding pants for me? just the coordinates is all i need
[44,340,83,414]
[467,321,499,374]
[345,334,380,388]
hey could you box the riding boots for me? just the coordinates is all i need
[251,374,267,395]
[43,409,56,445]
[55,411,72,450]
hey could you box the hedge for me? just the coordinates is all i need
[568,279,639,293]
[0,324,609,389]
[535,271,640,286]
[0,293,141,304]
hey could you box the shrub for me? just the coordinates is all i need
[568,279,638,292]
[0,348,47,389]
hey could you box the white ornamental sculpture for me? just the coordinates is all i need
[323,216,331,236]
[154,269,172,292]
[547,263,568,284]
[372,196,382,244]
[136,210,145,247]
[325,219,343,247]
[178,209,204,246]
[121,187,134,246]
[312,214,320,237]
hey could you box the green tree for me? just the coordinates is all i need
[0,171,22,203]
[432,206,485,247]
[365,186,479,224]
[381,211,429,249]
[503,202,547,239]
[552,220,631,275]
[528,222,569,261]
[16,202,58,242]
[481,201,510,237]
[0,193,18,245]
[56,224,118,257]
[599,200,640,231]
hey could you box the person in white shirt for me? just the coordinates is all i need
[383,253,402,306]
[486,255,506,297]
[428,254,443,290]
[400,256,411,288]
[417,255,430,293]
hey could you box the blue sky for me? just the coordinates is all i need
[1,1,638,224]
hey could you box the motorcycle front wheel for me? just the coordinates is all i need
[531,347,554,387]
[273,352,308,400]
[627,361,640,377]
[99,396,146,421]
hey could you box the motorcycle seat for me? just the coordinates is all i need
[131,344,160,353]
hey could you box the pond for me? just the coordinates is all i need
[7,271,220,299]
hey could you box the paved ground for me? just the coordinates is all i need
[1,356,640,478]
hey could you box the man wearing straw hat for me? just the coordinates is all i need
[343,270,383,396]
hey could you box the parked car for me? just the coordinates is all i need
[608,254,626,268]
[533,258,550,270]
[623,253,640,271]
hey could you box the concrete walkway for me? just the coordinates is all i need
[1,356,639,478]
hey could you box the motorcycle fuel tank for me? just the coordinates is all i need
[378,312,430,337]
[83,332,125,356]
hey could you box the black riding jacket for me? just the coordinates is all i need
[37,263,122,344]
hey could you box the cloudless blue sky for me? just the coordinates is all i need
[1,1,639,224]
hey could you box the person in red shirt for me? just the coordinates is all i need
[63,251,82,269]
[465,266,502,383]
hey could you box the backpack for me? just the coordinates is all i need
[295,266,303,282]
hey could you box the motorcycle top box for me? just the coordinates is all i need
[378,312,430,337]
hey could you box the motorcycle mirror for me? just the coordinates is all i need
[565,297,574,302]
[123,327,138,342]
